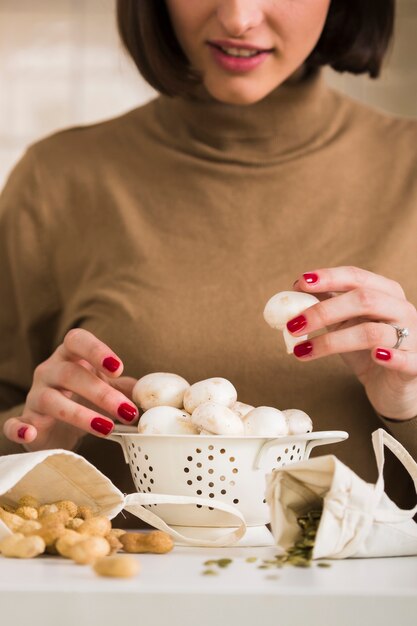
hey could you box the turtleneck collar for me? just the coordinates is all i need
[153,70,343,165]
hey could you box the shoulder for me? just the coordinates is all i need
[331,85,417,152]
[27,97,159,175]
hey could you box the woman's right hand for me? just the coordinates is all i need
[2,329,139,451]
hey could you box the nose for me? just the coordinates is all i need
[216,0,264,37]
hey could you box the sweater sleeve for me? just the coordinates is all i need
[0,148,60,455]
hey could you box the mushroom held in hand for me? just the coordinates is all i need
[242,406,289,437]
[191,402,244,436]
[133,372,190,410]
[283,409,313,435]
[138,406,198,435]
[263,291,319,354]
[183,378,237,414]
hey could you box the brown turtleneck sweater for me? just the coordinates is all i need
[1,71,417,514]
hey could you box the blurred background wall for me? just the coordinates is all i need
[0,0,416,190]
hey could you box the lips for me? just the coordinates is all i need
[209,39,274,55]
[207,40,274,72]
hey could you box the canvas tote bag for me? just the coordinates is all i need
[265,428,417,558]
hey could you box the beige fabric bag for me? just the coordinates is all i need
[0,448,245,546]
[265,429,417,558]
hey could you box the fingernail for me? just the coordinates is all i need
[293,341,313,358]
[303,272,319,285]
[286,314,307,334]
[117,403,138,422]
[91,417,114,436]
[375,348,392,361]
[17,426,28,440]
[102,356,120,372]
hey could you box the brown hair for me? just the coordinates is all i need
[116,0,395,97]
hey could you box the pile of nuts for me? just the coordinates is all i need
[0,496,173,578]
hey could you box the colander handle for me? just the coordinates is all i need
[255,431,348,469]
[123,492,247,547]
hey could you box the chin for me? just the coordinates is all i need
[204,77,281,106]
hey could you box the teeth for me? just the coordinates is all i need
[220,47,259,58]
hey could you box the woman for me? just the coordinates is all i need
[0,0,416,510]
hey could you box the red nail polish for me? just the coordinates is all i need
[375,348,392,361]
[286,315,307,334]
[91,417,114,435]
[17,426,28,440]
[293,341,313,358]
[303,272,319,285]
[117,403,138,422]
[102,356,120,372]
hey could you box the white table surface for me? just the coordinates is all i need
[1,544,416,626]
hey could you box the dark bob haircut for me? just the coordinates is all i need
[117,0,395,97]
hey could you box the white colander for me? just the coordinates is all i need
[109,428,348,547]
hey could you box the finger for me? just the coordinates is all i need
[56,329,124,377]
[372,347,417,378]
[292,321,399,360]
[286,289,415,337]
[32,388,115,437]
[3,417,38,444]
[293,267,406,300]
[107,376,137,400]
[42,362,138,424]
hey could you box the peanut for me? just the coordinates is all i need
[78,516,111,538]
[19,520,42,536]
[38,504,58,518]
[66,517,84,531]
[0,533,45,559]
[18,495,39,509]
[56,530,85,558]
[76,506,93,520]
[120,531,174,554]
[93,555,140,578]
[40,510,70,526]
[69,537,110,564]
[15,506,38,521]
[34,521,66,547]
[108,529,126,539]
[0,508,25,532]
[55,500,78,519]
[105,532,123,554]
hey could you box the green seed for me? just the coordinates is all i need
[317,562,331,568]
[202,569,218,576]
[245,557,257,563]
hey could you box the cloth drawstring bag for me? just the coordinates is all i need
[0,448,245,546]
[265,428,417,558]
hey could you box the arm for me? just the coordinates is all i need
[0,149,139,453]
[0,148,59,453]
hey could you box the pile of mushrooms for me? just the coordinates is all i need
[132,291,316,437]
[133,373,312,437]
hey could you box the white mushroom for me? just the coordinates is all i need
[242,406,289,437]
[231,401,254,419]
[138,406,198,435]
[263,291,320,353]
[132,372,190,410]
[191,402,244,436]
[283,409,313,435]
[183,378,237,415]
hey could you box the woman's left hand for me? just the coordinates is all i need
[287,266,417,421]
